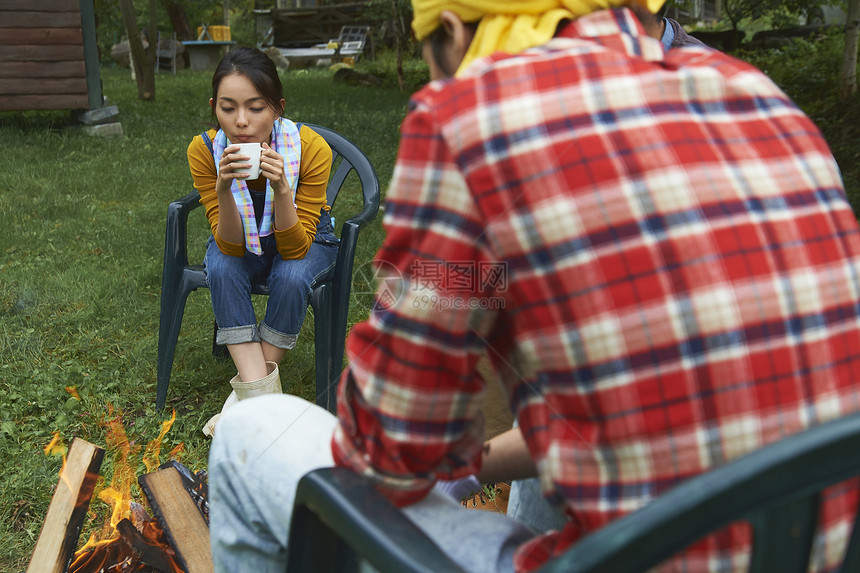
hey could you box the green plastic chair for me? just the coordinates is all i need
[287,412,860,572]
[156,125,379,413]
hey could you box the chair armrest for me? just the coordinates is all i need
[288,467,466,573]
[344,190,379,230]
[163,191,202,271]
[303,123,380,231]
[343,167,379,230]
[171,190,203,216]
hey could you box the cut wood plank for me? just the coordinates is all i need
[0,77,87,96]
[0,12,81,28]
[27,438,105,573]
[4,0,79,11]
[0,94,89,111]
[0,44,85,62]
[0,28,83,45]
[139,466,214,573]
[0,60,86,79]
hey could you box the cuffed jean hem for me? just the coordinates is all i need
[260,322,298,350]
[215,324,260,346]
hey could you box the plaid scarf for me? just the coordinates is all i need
[212,117,301,255]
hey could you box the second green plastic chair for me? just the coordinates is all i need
[156,125,380,413]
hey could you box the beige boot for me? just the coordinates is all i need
[229,361,282,399]
[202,362,282,437]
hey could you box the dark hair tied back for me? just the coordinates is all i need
[212,47,284,117]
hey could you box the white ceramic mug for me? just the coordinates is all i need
[232,142,262,179]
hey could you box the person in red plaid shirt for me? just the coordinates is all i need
[208,1,860,571]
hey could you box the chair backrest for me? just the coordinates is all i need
[542,412,860,573]
[303,123,379,229]
[336,26,370,51]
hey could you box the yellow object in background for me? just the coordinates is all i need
[209,25,231,41]
[196,25,231,41]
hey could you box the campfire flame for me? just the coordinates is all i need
[143,411,176,474]
[43,432,76,497]
[48,407,187,573]
[43,431,67,457]
[100,411,139,540]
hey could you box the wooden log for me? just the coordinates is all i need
[0,60,86,79]
[0,94,89,111]
[0,12,81,28]
[139,466,214,573]
[27,438,105,573]
[0,45,85,62]
[0,28,83,45]
[0,77,87,96]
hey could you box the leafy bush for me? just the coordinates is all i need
[364,0,414,51]
[735,28,843,120]
[734,29,860,210]
[355,48,430,90]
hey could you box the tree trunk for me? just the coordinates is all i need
[162,0,194,40]
[392,0,404,91]
[118,0,157,101]
[146,0,157,97]
[841,0,860,100]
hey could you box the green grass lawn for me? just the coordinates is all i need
[0,64,411,571]
[1,38,858,570]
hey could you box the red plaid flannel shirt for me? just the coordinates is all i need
[332,8,860,572]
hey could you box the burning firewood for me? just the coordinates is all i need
[138,465,213,573]
[68,507,185,573]
[27,438,104,573]
[29,412,210,573]
[116,518,181,572]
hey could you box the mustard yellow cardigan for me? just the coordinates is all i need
[187,124,332,260]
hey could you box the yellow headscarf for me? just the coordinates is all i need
[411,0,666,74]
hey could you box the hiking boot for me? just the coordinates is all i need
[461,482,510,514]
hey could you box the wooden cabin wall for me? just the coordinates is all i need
[0,0,101,111]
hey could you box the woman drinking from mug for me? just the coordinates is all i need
[187,47,338,436]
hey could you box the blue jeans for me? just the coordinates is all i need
[203,209,338,349]
[209,395,543,573]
